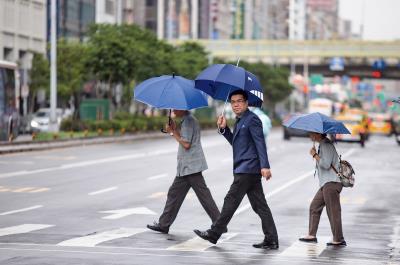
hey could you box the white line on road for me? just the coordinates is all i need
[167,233,238,251]
[0,205,43,216]
[0,150,174,179]
[0,224,54,237]
[147,174,169,180]
[279,236,330,257]
[99,207,157,220]
[57,228,147,247]
[234,148,356,216]
[88,187,118,196]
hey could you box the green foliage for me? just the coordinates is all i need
[171,42,209,79]
[30,53,50,94]
[57,40,88,101]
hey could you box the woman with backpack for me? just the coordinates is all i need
[299,132,346,246]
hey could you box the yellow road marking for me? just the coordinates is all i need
[147,192,167,199]
[12,187,36,193]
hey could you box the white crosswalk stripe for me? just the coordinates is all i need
[57,228,147,247]
[167,233,238,251]
[0,224,54,237]
[279,236,330,257]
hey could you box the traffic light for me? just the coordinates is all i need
[371,71,382,78]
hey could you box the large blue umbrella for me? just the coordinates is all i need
[283,112,351,134]
[195,64,263,107]
[134,75,208,110]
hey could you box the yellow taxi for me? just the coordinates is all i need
[334,114,368,147]
[368,112,393,136]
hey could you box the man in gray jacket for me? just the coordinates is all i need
[147,110,221,234]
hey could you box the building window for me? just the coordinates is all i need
[105,0,115,15]
[146,0,156,7]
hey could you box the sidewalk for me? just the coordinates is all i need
[0,130,217,155]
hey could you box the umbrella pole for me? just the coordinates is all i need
[161,109,172,134]
[218,88,232,135]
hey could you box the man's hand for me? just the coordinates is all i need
[217,115,227,129]
[309,146,317,157]
[261,168,272,181]
[165,119,176,134]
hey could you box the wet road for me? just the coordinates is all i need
[0,129,399,265]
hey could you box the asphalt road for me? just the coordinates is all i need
[0,129,399,265]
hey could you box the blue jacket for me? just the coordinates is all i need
[220,110,270,174]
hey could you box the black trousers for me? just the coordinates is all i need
[159,172,220,228]
[210,173,278,242]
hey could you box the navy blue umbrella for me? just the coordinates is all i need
[134,75,208,110]
[195,64,263,107]
[283,112,351,134]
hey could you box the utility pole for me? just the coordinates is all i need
[49,0,58,132]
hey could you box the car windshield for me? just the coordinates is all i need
[36,111,49,118]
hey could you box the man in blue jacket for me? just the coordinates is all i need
[194,90,279,249]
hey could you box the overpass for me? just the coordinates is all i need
[169,40,400,79]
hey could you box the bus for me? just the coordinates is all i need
[0,60,20,141]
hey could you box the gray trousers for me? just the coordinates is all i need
[309,182,344,242]
[159,172,220,228]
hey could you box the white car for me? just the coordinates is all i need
[30,108,65,132]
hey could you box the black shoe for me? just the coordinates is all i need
[147,222,169,234]
[327,240,347,246]
[222,227,228,234]
[193,229,218,244]
[252,240,279,249]
[299,237,318,243]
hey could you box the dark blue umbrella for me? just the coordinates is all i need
[195,64,263,107]
[134,75,208,110]
[283,112,351,134]
[392,97,400,104]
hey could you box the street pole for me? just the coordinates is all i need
[49,0,57,132]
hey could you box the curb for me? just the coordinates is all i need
[0,129,217,155]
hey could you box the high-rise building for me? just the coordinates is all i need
[306,0,338,39]
[266,0,289,39]
[289,0,306,40]
[0,0,47,63]
[47,0,96,42]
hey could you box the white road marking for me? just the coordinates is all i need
[99,207,156,220]
[57,228,147,247]
[0,224,54,237]
[147,174,169,180]
[167,233,238,251]
[280,236,330,257]
[0,205,43,216]
[0,150,173,179]
[147,192,167,199]
[12,187,36,193]
[234,148,356,216]
[88,186,118,196]
[0,161,34,165]
[221,158,232,163]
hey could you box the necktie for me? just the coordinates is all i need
[233,117,240,135]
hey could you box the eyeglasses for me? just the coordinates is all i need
[230,99,246,105]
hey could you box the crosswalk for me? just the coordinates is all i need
[0,223,344,258]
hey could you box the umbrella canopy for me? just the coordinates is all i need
[195,64,263,107]
[392,97,400,104]
[134,75,208,110]
[283,112,351,134]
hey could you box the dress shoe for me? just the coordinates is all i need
[326,240,347,246]
[193,229,218,244]
[299,237,318,243]
[252,240,279,249]
[146,222,169,234]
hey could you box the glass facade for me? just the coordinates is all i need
[47,0,95,42]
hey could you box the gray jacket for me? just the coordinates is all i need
[316,138,341,187]
[176,113,208,176]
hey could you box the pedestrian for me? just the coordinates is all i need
[251,107,272,140]
[147,110,221,234]
[193,90,279,249]
[299,132,346,246]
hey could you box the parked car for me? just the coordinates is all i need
[29,108,71,132]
